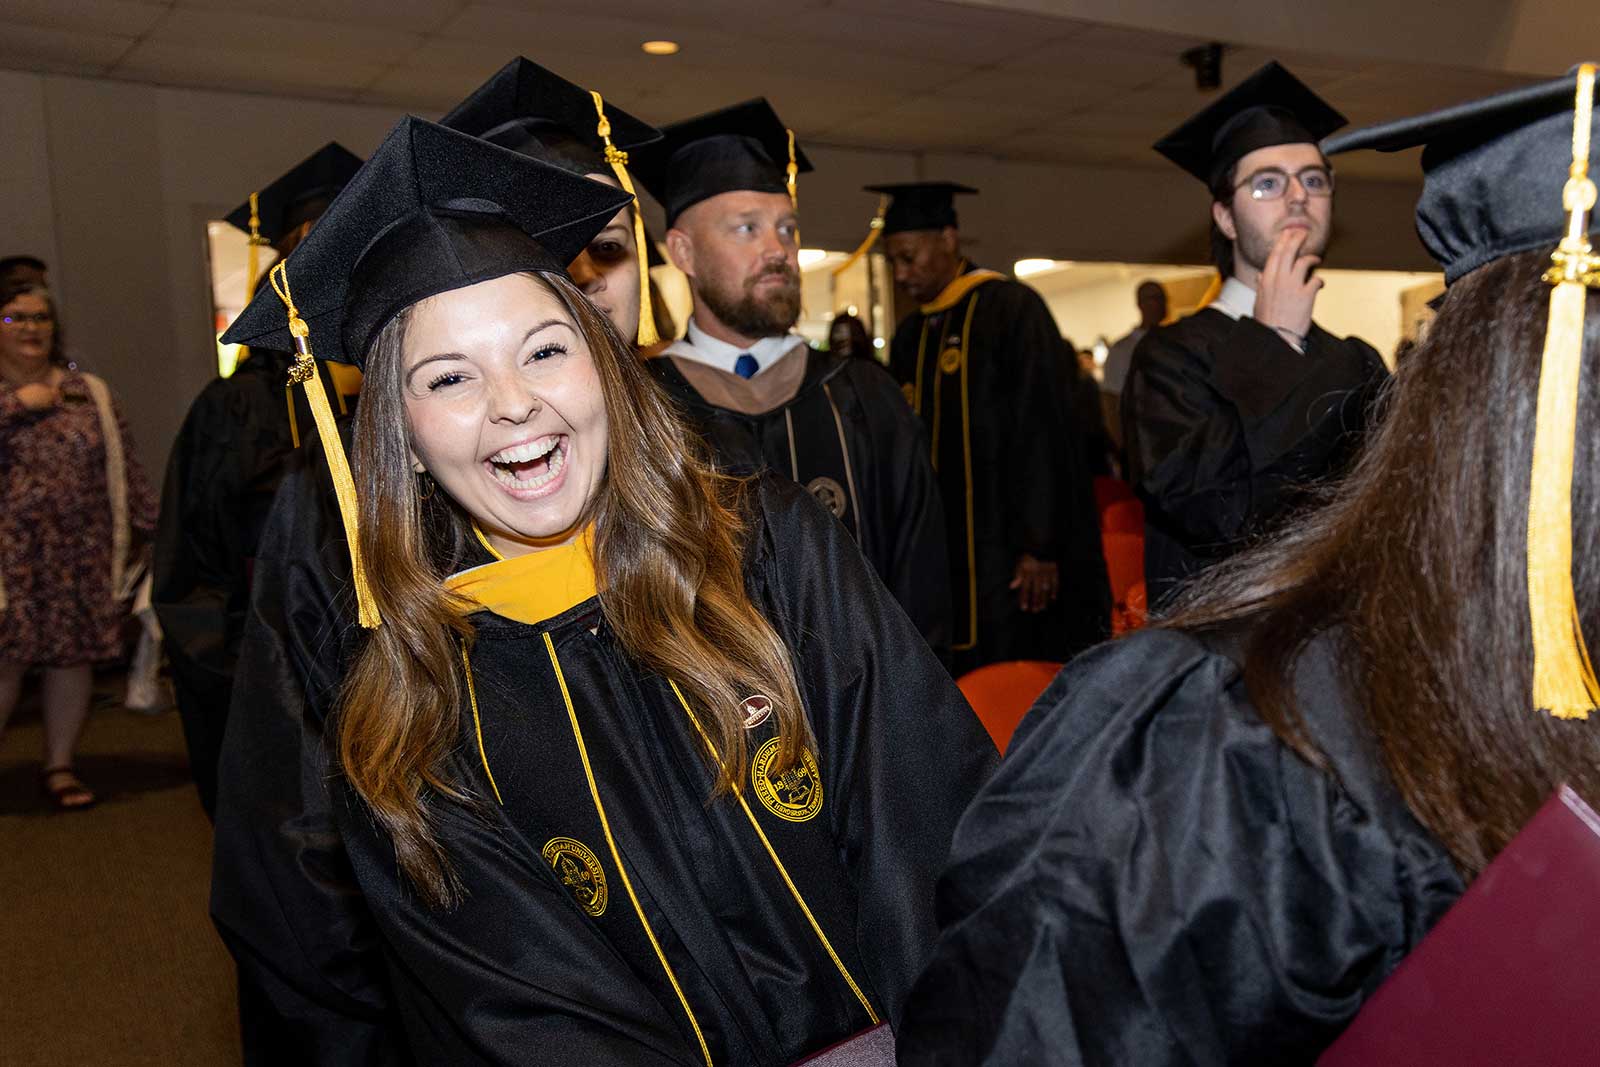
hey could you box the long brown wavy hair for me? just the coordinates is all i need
[340,270,808,906]
[1167,248,1600,879]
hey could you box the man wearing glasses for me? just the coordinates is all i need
[1124,62,1388,606]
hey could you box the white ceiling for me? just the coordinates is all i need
[0,0,1554,179]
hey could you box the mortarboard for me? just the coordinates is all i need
[1323,72,1600,284]
[633,98,812,228]
[1328,64,1600,719]
[440,57,666,345]
[223,142,363,306]
[222,115,632,627]
[224,142,363,251]
[863,181,977,236]
[1154,61,1347,188]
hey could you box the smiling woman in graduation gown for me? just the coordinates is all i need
[209,114,994,1067]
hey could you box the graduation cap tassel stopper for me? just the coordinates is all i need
[269,260,382,629]
[1528,62,1600,719]
[831,195,888,279]
[590,91,660,348]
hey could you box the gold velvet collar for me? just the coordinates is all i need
[920,264,1005,313]
[445,525,598,626]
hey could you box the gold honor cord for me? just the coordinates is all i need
[268,261,381,628]
[459,641,505,805]
[665,680,880,1026]
[831,196,887,279]
[1530,62,1600,719]
[590,90,660,348]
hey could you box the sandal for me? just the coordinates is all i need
[40,765,97,811]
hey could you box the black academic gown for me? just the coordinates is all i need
[896,626,1466,1066]
[210,465,996,1066]
[888,269,1109,676]
[1122,309,1387,608]
[648,348,953,659]
[150,349,347,817]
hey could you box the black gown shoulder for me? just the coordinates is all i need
[897,626,1464,1066]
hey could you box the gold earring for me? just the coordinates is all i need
[416,470,435,501]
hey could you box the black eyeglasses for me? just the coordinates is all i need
[2,312,52,327]
[1233,166,1335,201]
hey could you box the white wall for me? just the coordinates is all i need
[0,69,1433,475]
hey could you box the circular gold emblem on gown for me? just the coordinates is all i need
[807,476,847,518]
[939,346,962,374]
[751,736,824,823]
[900,381,916,405]
[542,836,608,917]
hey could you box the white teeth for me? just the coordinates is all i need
[489,442,566,490]
[489,436,560,464]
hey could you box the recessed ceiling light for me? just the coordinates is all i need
[642,40,680,56]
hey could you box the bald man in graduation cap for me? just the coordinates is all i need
[1124,62,1389,608]
[151,142,361,819]
[635,100,953,659]
[879,183,1109,676]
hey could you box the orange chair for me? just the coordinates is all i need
[957,660,1062,755]
[1101,498,1144,535]
[1103,532,1146,636]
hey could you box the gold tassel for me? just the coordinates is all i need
[831,196,888,278]
[590,91,660,348]
[245,191,267,300]
[785,128,799,211]
[269,261,382,629]
[1529,62,1600,718]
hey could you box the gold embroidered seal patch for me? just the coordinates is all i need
[900,381,916,406]
[542,836,608,917]
[939,346,962,374]
[751,736,824,823]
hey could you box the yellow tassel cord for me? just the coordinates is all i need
[245,191,268,299]
[831,196,887,279]
[590,91,660,348]
[1529,63,1600,719]
[269,261,381,628]
[785,128,802,248]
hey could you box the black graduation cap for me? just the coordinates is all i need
[439,57,668,341]
[439,57,660,177]
[1154,61,1347,188]
[222,115,633,367]
[223,142,363,250]
[1324,72,1599,284]
[863,181,977,235]
[633,98,813,227]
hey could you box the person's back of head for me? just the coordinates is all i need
[1170,68,1600,879]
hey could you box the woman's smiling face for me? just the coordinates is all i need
[401,272,608,556]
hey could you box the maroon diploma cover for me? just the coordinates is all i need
[1320,784,1600,1064]
[789,1024,895,1066]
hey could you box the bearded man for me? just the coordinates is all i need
[636,99,953,659]
[1124,62,1389,607]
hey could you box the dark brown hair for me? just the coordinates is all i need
[339,271,809,905]
[1167,248,1600,878]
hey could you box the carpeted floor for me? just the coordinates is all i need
[0,674,240,1066]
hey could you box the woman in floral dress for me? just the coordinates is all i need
[0,281,155,809]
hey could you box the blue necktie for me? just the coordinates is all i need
[734,353,758,379]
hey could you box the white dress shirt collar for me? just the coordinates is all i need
[669,318,806,376]
[1209,277,1258,322]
